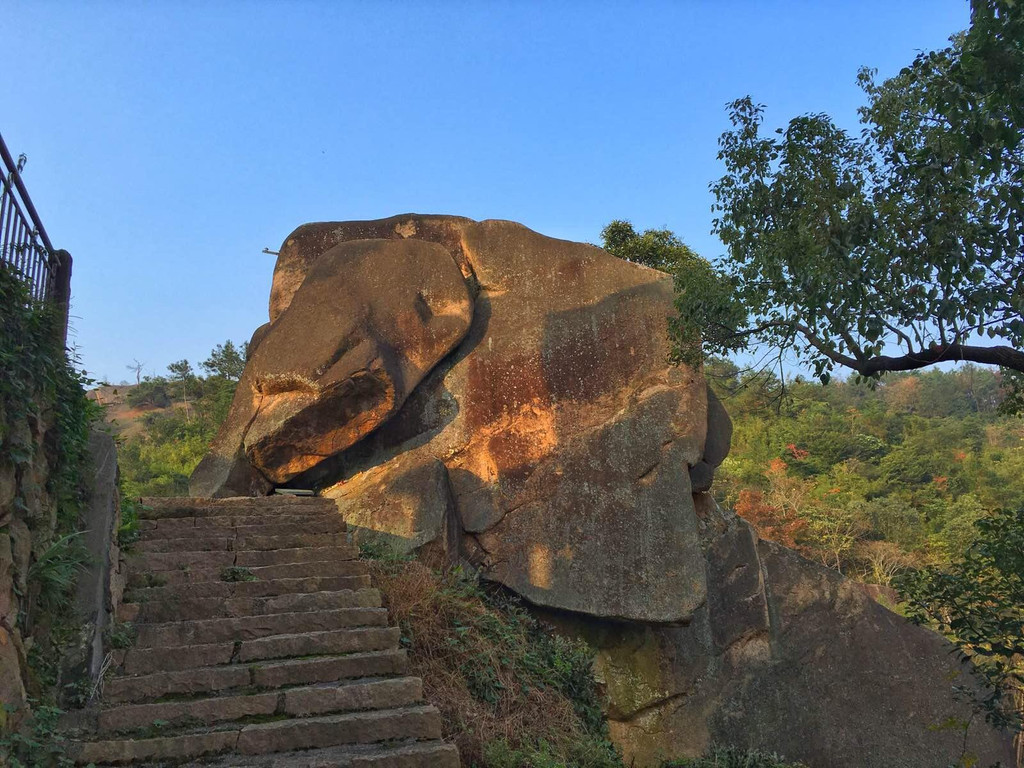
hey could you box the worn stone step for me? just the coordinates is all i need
[75,705,442,764]
[135,607,389,648]
[127,557,367,588]
[103,650,409,705]
[136,532,350,554]
[126,549,236,572]
[237,626,402,664]
[172,739,460,768]
[93,740,459,767]
[128,545,359,573]
[118,627,402,675]
[72,728,239,765]
[122,587,381,623]
[138,496,336,520]
[97,677,423,734]
[139,516,346,540]
[235,545,359,567]
[236,705,442,755]
[123,574,371,606]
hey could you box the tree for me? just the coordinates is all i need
[897,506,1024,733]
[201,340,247,381]
[859,540,913,586]
[677,0,1023,383]
[125,376,171,409]
[126,359,145,386]
[600,221,740,366]
[167,359,195,418]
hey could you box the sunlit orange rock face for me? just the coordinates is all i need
[190,215,1014,768]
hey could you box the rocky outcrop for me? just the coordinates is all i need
[191,236,473,494]
[192,214,1015,767]
[195,215,710,624]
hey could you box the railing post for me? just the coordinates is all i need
[49,249,72,344]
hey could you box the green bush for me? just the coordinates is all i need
[125,377,170,408]
[1,262,99,711]
[26,533,89,614]
[0,702,73,767]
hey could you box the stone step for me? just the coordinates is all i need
[236,705,442,756]
[73,705,443,765]
[127,559,368,589]
[236,627,403,665]
[96,677,423,734]
[135,532,351,553]
[138,496,336,520]
[138,516,346,540]
[121,587,381,623]
[170,739,460,768]
[92,740,459,768]
[135,607,389,648]
[118,627,402,675]
[127,545,359,573]
[123,574,371,606]
[103,650,408,705]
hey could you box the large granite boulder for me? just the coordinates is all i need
[191,214,1015,767]
[190,236,473,492]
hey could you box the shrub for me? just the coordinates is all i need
[363,557,621,767]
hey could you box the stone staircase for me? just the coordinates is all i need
[65,496,458,767]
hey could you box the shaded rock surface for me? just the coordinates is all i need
[191,214,1015,767]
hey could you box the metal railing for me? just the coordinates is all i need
[0,130,62,303]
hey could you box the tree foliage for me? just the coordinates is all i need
[600,221,740,365]
[201,340,247,381]
[709,360,1024,578]
[679,0,1023,382]
[117,341,246,497]
[896,506,1024,732]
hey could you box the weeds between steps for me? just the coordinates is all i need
[220,566,257,582]
[663,746,809,767]
[359,544,622,768]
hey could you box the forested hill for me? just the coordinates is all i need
[102,351,1021,585]
[709,360,1023,581]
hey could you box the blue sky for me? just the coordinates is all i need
[3,1,969,383]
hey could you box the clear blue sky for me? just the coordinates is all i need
[3,1,969,384]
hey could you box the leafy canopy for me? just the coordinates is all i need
[678,0,1023,383]
[201,339,247,381]
[600,220,740,367]
[896,506,1024,731]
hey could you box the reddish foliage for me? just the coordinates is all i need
[734,488,807,550]
[786,443,810,460]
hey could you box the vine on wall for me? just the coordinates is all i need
[0,260,99,762]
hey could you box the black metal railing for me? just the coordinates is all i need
[0,130,62,303]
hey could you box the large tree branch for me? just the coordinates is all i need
[852,343,1024,375]
[789,321,1024,374]
[732,320,1024,375]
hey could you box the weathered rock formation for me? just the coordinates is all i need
[192,214,1015,767]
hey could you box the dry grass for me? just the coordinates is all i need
[364,554,620,767]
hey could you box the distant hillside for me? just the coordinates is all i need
[88,383,182,439]
[710,360,1024,577]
